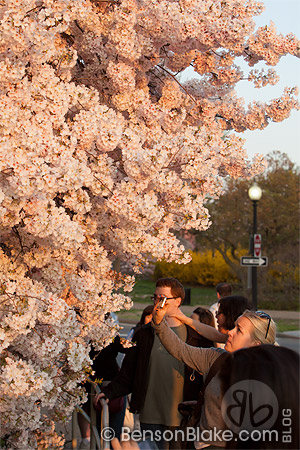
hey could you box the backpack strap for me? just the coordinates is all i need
[191,351,229,423]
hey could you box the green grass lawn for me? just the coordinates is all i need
[120,280,300,331]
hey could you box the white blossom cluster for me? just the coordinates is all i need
[0,0,299,447]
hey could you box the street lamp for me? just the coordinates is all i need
[248,182,262,309]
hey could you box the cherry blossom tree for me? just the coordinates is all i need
[0,0,299,447]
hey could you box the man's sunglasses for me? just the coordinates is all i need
[255,310,271,339]
[150,294,178,302]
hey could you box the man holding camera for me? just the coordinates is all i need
[95,277,209,450]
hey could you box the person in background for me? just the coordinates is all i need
[216,295,251,335]
[191,307,215,327]
[210,282,233,327]
[78,334,127,449]
[127,305,154,341]
[152,307,277,449]
[220,345,299,449]
[190,307,215,347]
[215,294,249,349]
[123,304,154,434]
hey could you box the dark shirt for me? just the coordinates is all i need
[90,335,126,381]
[102,322,213,414]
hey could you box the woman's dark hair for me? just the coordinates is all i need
[134,305,154,333]
[220,345,300,449]
[218,295,251,330]
[139,304,154,326]
[193,307,215,327]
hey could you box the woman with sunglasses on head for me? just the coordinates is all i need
[151,305,276,449]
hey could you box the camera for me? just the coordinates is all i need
[157,297,167,309]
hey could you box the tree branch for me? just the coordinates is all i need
[157,64,197,105]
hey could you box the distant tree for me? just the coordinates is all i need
[195,151,299,308]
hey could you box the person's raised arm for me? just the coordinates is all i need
[170,310,227,343]
[152,302,223,374]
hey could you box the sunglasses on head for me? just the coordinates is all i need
[255,310,271,339]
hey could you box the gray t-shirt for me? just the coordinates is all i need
[139,324,187,426]
[152,319,227,447]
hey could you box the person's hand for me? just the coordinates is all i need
[111,438,140,450]
[93,392,108,409]
[168,309,189,323]
[152,299,169,325]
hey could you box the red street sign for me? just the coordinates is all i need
[254,234,261,257]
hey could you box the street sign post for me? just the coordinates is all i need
[240,256,268,267]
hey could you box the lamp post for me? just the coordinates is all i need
[248,182,262,310]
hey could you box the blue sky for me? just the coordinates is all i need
[237,0,300,166]
[182,0,300,166]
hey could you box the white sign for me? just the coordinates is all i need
[240,256,268,267]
